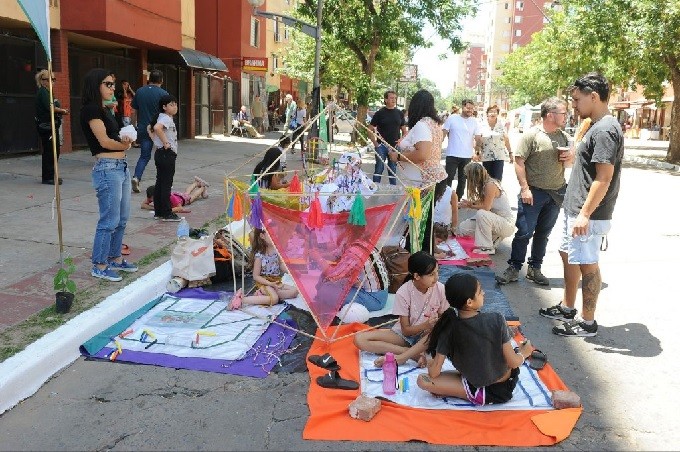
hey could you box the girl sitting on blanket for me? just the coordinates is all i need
[417,273,532,405]
[353,251,449,367]
[228,228,297,310]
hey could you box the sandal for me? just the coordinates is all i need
[527,349,548,371]
[121,244,131,255]
[227,289,243,311]
[316,370,359,390]
[308,353,341,371]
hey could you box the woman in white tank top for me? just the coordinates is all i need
[456,163,515,255]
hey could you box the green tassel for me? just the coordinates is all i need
[348,193,367,226]
[249,174,260,195]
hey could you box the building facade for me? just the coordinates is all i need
[0,0,230,155]
[483,0,550,110]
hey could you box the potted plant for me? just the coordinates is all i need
[53,256,77,314]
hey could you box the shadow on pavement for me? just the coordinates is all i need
[586,322,662,357]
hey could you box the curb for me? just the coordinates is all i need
[0,261,171,415]
[624,155,680,172]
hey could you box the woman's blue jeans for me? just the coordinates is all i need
[91,158,131,265]
[343,287,388,312]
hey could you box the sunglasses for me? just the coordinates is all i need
[42,77,56,81]
[102,81,115,89]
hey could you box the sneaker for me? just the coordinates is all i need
[495,265,519,284]
[553,319,598,337]
[473,247,495,255]
[91,265,122,282]
[526,267,550,286]
[108,259,138,273]
[131,177,140,193]
[161,213,181,222]
[539,303,577,321]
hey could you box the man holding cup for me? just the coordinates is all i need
[496,97,572,286]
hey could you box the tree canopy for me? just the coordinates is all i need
[497,0,680,161]
[294,0,476,110]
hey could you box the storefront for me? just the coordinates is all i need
[0,31,48,154]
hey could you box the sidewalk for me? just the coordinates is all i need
[0,133,283,335]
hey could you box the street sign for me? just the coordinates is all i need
[399,64,418,82]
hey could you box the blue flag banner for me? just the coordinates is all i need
[17,0,51,61]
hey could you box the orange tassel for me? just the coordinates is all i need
[232,192,243,220]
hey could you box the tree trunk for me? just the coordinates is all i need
[667,64,680,163]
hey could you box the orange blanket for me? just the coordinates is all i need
[304,323,581,446]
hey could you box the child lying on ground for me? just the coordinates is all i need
[141,176,208,213]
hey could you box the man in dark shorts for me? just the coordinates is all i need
[369,90,407,185]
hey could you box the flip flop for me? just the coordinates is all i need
[527,349,548,371]
[308,353,341,371]
[121,244,131,255]
[316,370,359,390]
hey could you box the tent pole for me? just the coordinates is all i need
[48,60,65,265]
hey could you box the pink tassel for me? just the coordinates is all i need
[307,193,324,229]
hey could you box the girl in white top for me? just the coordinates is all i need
[353,251,449,367]
[433,179,458,230]
[457,163,515,255]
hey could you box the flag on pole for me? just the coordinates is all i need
[17,0,51,60]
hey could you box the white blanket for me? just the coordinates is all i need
[105,294,285,361]
[359,349,553,411]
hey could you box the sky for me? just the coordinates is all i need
[412,4,492,96]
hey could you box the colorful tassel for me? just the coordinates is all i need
[288,171,302,194]
[227,192,236,218]
[232,192,243,220]
[249,193,264,229]
[307,193,324,229]
[407,187,422,220]
[248,174,260,195]
[348,193,367,226]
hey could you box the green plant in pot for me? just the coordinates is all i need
[53,256,77,314]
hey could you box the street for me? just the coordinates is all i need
[0,134,679,450]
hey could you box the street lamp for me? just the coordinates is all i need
[247,0,323,138]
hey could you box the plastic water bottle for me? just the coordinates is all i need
[382,352,397,395]
[177,217,190,239]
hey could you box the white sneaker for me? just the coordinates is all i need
[473,247,495,255]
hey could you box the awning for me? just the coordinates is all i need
[662,95,674,102]
[148,47,227,72]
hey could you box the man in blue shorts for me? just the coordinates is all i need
[539,73,624,337]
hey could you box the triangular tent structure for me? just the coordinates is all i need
[261,199,401,334]
[222,106,436,342]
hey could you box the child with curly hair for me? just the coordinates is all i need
[227,228,298,310]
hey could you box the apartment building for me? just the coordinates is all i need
[483,0,551,110]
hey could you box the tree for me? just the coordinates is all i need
[296,0,476,124]
[442,86,477,111]
[279,29,407,108]
[498,0,680,162]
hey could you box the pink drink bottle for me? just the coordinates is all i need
[382,352,397,395]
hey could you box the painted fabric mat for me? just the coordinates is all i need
[438,265,517,320]
[304,324,582,446]
[83,291,296,377]
[360,350,552,411]
[438,235,494,266]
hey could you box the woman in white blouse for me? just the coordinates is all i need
[388,89,448,252]
[478,105,513,181]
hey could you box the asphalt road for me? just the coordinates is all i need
[0,135,678,451]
